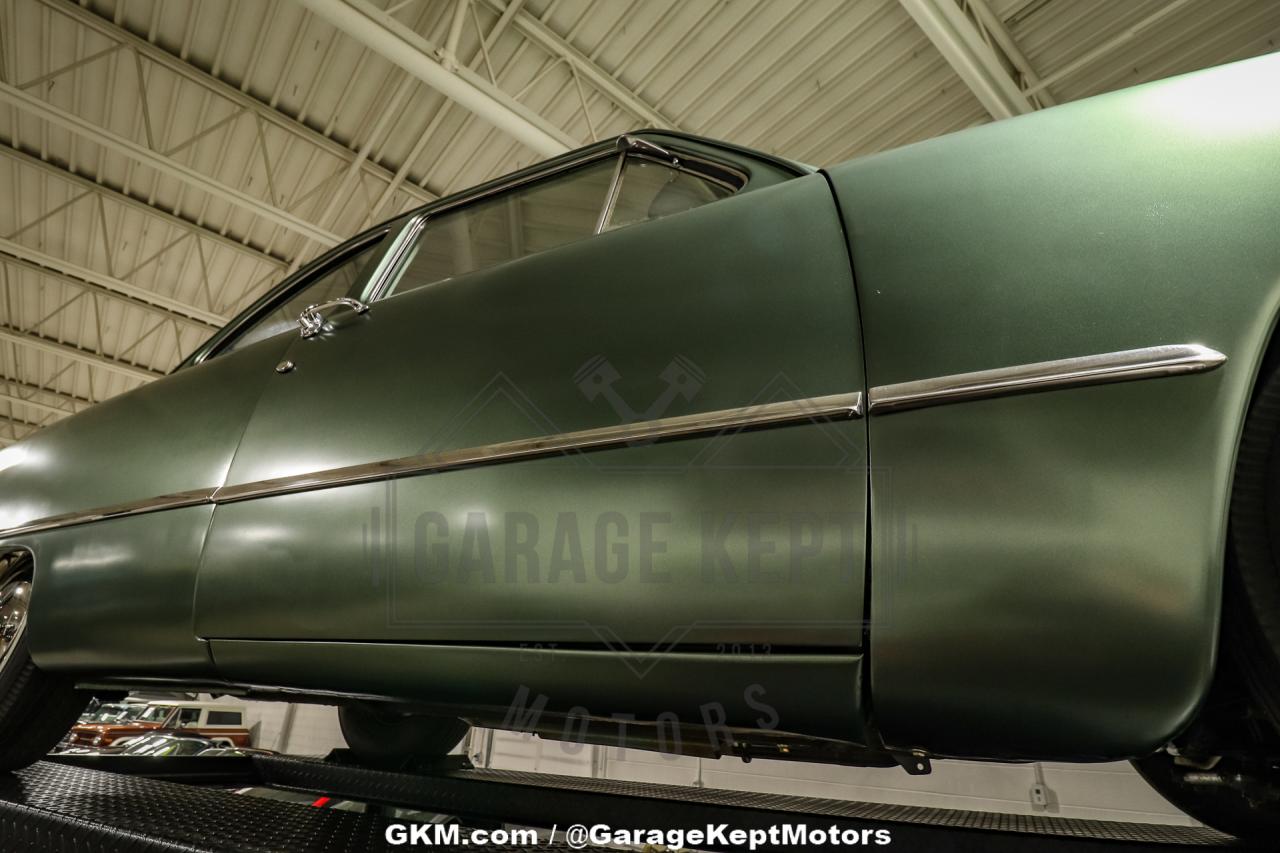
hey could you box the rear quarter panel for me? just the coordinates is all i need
[826,54,1280,759]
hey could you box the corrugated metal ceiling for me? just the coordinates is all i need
[0,0,1274,439]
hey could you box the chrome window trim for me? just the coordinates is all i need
[365,146,619,304]
[365,135,748,302]
[868,344,1227,414]
[631,150,748,194]
[356,212,429,305]
[0,391,862,538]
[594,150,628,235]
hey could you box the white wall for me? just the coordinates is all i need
[222,701,1193,827]
[475,729,1195,826]
[236,699,346,755]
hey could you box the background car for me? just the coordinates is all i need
[63,700,251,749]
[55,731,215,757]
[115,732,218,757]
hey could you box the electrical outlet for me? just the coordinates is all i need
[1030,783,1050,808]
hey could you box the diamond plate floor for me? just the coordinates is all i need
[0,761,607,852]
[20,755,1265,852]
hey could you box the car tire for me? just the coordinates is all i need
[1227,360,1280,725]
[0,557,88,771]
[339,701,469,764]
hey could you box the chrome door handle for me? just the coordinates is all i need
[298,298,369,338]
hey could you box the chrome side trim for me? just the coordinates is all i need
[0,392,863,537]
[213,391,864,504]
[0,489,215,538]
[868,344,1226,414]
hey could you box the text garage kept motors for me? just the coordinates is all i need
[384,823,893,848]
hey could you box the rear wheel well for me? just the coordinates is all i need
[0,550,33,577]
[1204,317,1280,711]
[1217,311,1280,721]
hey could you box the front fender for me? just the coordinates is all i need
[0,335,293,676]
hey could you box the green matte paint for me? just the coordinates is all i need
[26,506,218,676]
[0,333,294,675]
[826,53,1280,759]
[0,332,292,528]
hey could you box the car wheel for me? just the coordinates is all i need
[339,701,469,764]
[0,557,88,771]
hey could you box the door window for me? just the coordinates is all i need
[387,158,616,297]
[215,238,384,357]
[173,707,201,728]
[385,147,739,297]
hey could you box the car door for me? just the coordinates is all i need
[194,138,869,737]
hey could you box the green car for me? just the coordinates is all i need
[1,51,1279,837]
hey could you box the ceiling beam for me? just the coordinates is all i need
[0,413,44,435]
[898,0,1033,120]
[294,0,578,158]
[0,81,344,247]
[36,0,435,208]
[479,0,679,130]
[1,412,50,430]
[0,376,93,413]
[1021,0,1197,98]
[0,327,163,383]
[964,0,1055,108]
[0,252,218,333]
[0,237,226,328]
[0,144,289,270]
[0,389,77,419]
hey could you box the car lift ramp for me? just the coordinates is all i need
[0,753,1259,852]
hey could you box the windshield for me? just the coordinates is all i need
[82,704,148,723]
[83,704,125,722]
